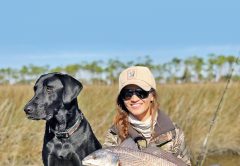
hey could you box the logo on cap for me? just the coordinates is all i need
[127,70,136,80]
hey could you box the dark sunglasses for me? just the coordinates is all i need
[120,88,152,100]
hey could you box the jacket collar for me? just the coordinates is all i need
[153,110,175,136]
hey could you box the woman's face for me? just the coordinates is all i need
[121,85,154,121]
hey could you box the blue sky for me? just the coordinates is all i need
[0,0,239,69]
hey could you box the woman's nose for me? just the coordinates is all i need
[130,94,140,101]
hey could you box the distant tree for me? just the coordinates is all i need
[0,68,16,84]
[162,62,171,82]
[189,56,205,82]
[25,64,49,83]
[134,55,154,69]
[19,65,30,83]
[0,68,7,84]
[29,64,49,76]
[64,64,81,77]
[1,53,240,85]
[83,60,104,84]
[170,57,182,83]
[105,59,125,84]
[152,64,164,83]
[0,75,4,84]
[50,66,65,73]
[206,53,217,82]
[181,58,192,83]
[225,55,236,73]
[215,55,227,81]
[126,60,134,67]
[219,55,239,81]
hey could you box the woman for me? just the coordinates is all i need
[104,66,191,165]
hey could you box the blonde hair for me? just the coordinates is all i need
[113,89,159,141]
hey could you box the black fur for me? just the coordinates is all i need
[24,73,101,166]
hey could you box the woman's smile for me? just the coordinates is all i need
[130,102,142,109]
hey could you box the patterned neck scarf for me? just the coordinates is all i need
[128,113,156,142]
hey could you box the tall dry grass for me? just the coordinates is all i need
[0,83,239,165]
[157,83,240,163]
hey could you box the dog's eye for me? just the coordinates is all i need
[46,86,53,93]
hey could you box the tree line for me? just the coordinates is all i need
[0,54,240,85]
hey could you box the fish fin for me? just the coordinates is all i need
[119,137,139,150]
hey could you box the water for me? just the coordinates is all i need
[203,155,240,166]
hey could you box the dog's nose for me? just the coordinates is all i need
[24,105,34,114]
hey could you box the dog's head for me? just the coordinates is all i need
[24,73,83,120]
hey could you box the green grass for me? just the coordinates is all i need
[0,83,239,165]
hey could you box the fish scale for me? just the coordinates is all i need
[110,147,177,166]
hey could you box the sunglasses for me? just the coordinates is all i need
[120,88,152,100]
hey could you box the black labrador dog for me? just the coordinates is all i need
[24,73,102,166]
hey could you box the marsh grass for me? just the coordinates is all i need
[0,83,239,165]
[158,83,240,163]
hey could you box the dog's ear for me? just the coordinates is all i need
[58,74,83,104]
